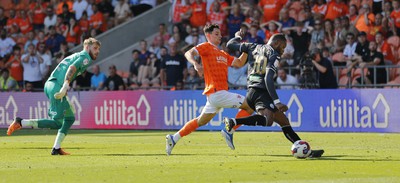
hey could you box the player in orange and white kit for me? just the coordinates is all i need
[165,24,253,155]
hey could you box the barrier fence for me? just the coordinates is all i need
[0,89,399,132]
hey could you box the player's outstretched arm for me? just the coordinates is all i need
[231,52,248,68]
[54,65,76,99]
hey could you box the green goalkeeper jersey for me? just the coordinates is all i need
[48,50,93,86]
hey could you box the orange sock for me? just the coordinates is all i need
[233,110,252,130]
[178,119,199,137]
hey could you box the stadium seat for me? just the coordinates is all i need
[338,75,350,88]
[332,52,345,65]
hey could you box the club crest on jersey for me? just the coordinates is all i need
[216,56,227,64]
[83,59,89,65]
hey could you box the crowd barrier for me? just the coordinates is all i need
[0,89,399,133]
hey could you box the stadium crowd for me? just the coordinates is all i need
[1,0,400,92]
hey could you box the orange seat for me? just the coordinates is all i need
[332,52,345,63]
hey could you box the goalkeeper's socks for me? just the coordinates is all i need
[53,132,66,149]
[281,126,301,143]
[21,119,39,128]
[235,115,267,126]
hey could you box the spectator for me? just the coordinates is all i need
[5,9,20,34]
[390,0,400,36]
[279,8,296,29]
[0,69,19,91]
[29,0,47,30]
[90,4,105,32]
[185,27,206,45]
[91,65,107,90]
[207,1,227,36]
[18,10,33,35]
[36,42,52,81]
[309,19,325,50]
[0,7,8,30]
[353,41,387,86]
[56,0,73,15]
[245,24,264,44]
[73,0,89,21]
[21,44,44,89]
[46,26,66,56]
[64,18,80,48]
[257,0,287,22]
[98,0,115,18]
[55,41,72,63]
[186,0,207,28]
[354,4,375,33]
[160,43,187,88]
[0,29,16,59]
[168,32,187,52]
[354,31,370,63]
[4,46,23,88]
[141,53,161,88]
[44,5,57,34]
[153,23,170,47]
[325,0,348,21]
[277,68,299,89]
[367,13,385,42]
[284,21,311,66]
[323,19,335,51]
[227,3,245,39]
[85,0,96,18]
[104,64,126,90]
[170,0,191,24]
[128,49,143,87]
[78,11,90,42]
[348,4,358,23]
[262,20,282,43]
[22,82,34,92]
[130,0,156,17]
[312,0,328,18]
[59,3,75,24]
[114,0,132,25]
[24,31,38,52]
[55,15,67,35]
[311,48,338,89]
[343,32,358,66]
[337,16,359,51]
[73,70,93,91]
[228,63,247,88]
[375,31,395,64]
[185,65,201,90]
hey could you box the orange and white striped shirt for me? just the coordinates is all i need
[195,42,234,95]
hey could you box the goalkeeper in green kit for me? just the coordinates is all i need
[7,37,101,155]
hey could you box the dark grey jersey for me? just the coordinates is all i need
[227,37,281,101]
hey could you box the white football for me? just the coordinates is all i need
[291,140,311,159]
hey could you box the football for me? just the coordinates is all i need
[291,140,311,159]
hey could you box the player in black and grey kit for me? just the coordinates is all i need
[221,31,324,157]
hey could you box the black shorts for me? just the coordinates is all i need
[246,87,278,112]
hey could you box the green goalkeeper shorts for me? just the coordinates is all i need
[44,80,74,120]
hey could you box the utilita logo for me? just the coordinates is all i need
[0,96,18,125]
[94,95,150,126]
[319,93,390,128]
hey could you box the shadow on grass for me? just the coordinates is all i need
[0,129,168,137]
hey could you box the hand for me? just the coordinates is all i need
[234,29,245,39]
[276,103,288,112]
[359,62,366,68]
[54,82,69,99]
[194,63,204,77]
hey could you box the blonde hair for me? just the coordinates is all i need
[83,37,101,47]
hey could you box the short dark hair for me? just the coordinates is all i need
[203,24,219,34]
[268,33,286,45]
[132,49,140,54]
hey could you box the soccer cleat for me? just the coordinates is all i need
[51,148,71,155]
[308,149,324,158]
[165,134,176,156]
[223,117,235,132]
[7,117,22,136]
[221,129,235,150]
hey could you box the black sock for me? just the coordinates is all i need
[281,126,301,143]
[235,115,266,126]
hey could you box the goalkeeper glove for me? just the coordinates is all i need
[54,82,70,99]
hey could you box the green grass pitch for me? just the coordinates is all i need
[1,129,399,183]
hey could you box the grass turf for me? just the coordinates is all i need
[1,129,399,183]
